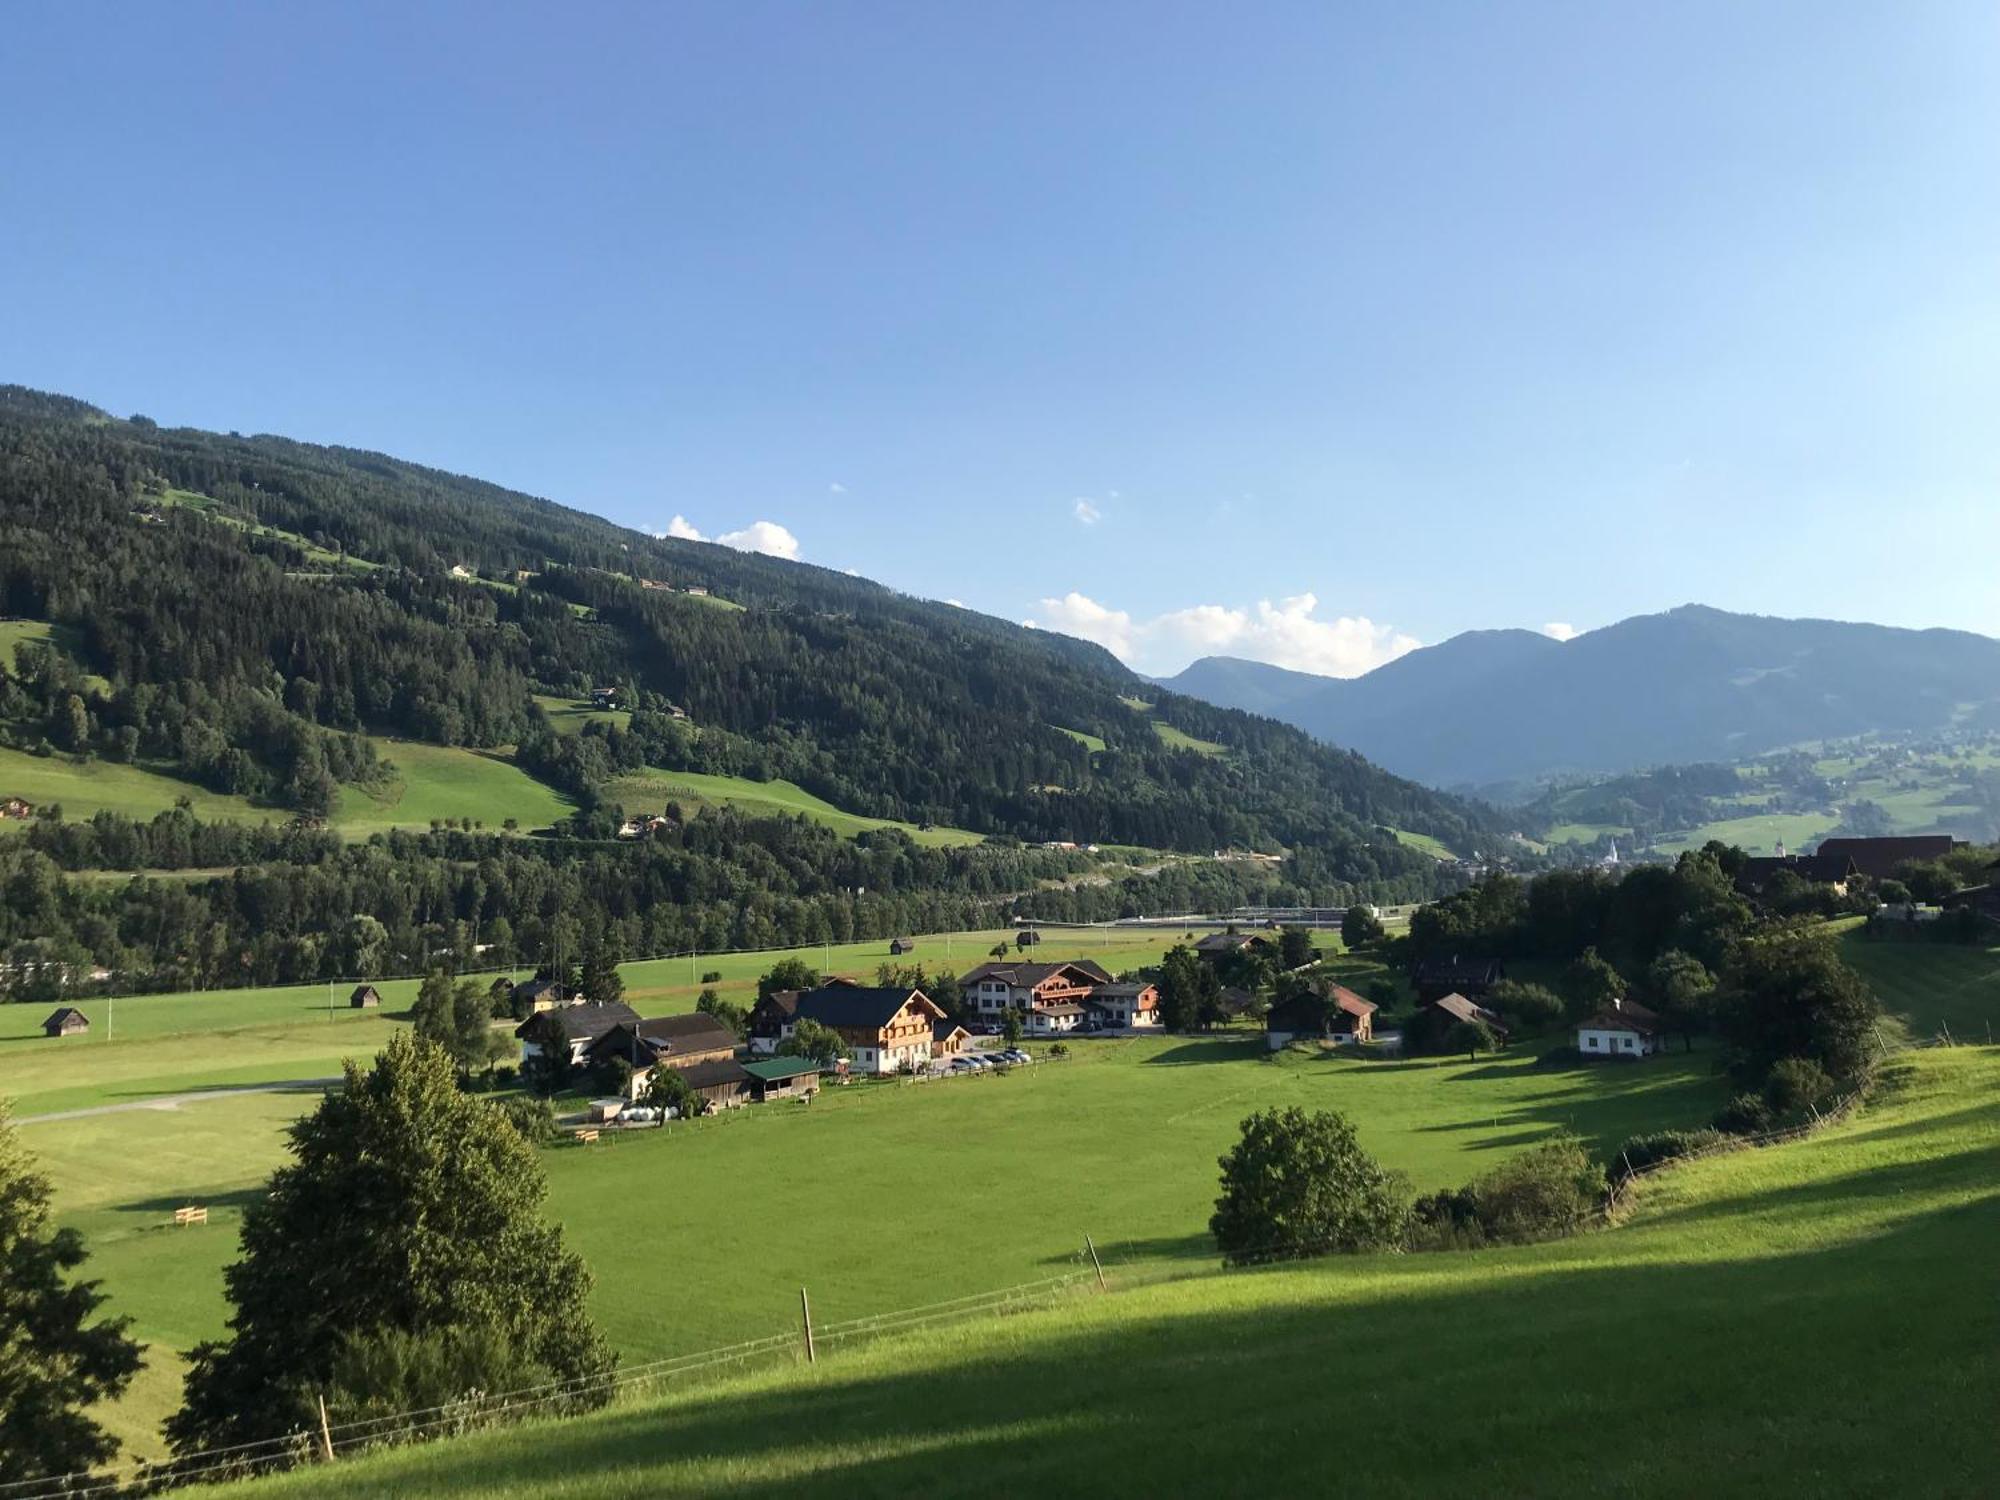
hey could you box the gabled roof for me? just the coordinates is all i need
[1090,981,1154,1000]
[958,960,1109,989]
[1430,992,1504,1028]
[933,1019,972,1042]
[587,1013,738,1064]
[1813,835,1962,880]
[42,1006,88,1029]
[1329,984,1378,1018]
[1412,955,1505,987]
[675,1058,753,1091]
[794,986,944,1030]
[347,984,380,1001]
[1579,1000,1661,1036]
[1737,852,1855,890]
[514,977,570,1002]
[1194,932,1262,953]
[513,1001,638,1042]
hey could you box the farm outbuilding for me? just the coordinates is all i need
[42,1006,89,1038]
[741,1055,822,1103]
[889,937,917,956]
[348,985,382,1009]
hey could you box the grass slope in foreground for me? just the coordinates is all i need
[202,1047,1998,1498]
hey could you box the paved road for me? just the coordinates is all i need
[16,1077,342,1126]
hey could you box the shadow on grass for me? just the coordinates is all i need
[297,1196,1998,1500]
[115,1184,268,1218]
[1140,1039,1263,1067]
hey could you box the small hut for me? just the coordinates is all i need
[348,984,383,1009]
[42,1006,90,1038]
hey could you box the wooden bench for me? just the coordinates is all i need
[174,1206,209,1227]
[574,1129,600,1144]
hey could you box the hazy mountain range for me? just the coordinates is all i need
[1158,606,2000,794]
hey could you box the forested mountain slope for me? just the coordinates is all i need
[1163,607,2000,792]
[0,386,1507,867]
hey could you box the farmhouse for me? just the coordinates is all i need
[958,959,1111,1020]
[512,977,572,1011]
[348,984,382,1009]
[1429,991,1507,1038]
[741,1055,822,1103]
[1412,955,1506,1004]
[1087,981,1161,1030]
[0,796,32,820]
[1735,851,1857,894]
[1577,997,1663,1058]
[782,986,947,1075]
[745,990,804,1055]
[1028,1000,1089,1036]
[1813,835,1966,881]
[583,1013,740,1088]
[1264,986,1376,1050]
[1193,931,1268,960]
[41,1006,89,1038]
[933,1020,971,1056]
[514,1001,641,1066]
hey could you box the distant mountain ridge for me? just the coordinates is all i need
[1159,606,2000,792]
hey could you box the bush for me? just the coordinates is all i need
[1048,1042,1069,1058]
[328,1325,562,1442]
[700,970,722,984]
[1209,1107,1408,1265]
[1763,1057,1835,1116]
[1488,980,1565,1038]
[1612,1128,1730,1175]
[1406,1185,1486,1250]
[1712,1092,1774,1135]
[1467,1135,1605,1243]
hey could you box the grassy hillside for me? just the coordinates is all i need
[601,767,983,848]
[192,1046,2000,1498]
[0,745,268,825]
[333,739,574,834]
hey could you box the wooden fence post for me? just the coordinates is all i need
[800,1287,816,1365]
[317,1394,336,1463]
[1085,1233,1107,1292]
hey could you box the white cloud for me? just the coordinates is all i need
[1072,497,1102,526]
[1541,621,1580,642]
[1027,591,1419,678]
[946,598,966,607]
[656,515,801,560]
[829,482,846,495]
[716,520,801,560]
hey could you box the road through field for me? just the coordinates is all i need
[14,1077,339,1126]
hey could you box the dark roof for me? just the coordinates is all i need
[42,1006,88,1030]
[1090,981,1153,1000]
[933,1019,971,1041]
[514,977,570,1002]
[1412,955,1505,988]
[959,960,1109,989]
[1194,932,1261,953]
[634,1013,739,1053]
[1579,1000,1661,1036]
[347,984,380,1001]
[1431,992,1505,1029]
[1266,996,1327,1032]
[1813,836,1962,880]
[513,1001,638,1042]
[794,986,943,1030]
[1036,1001,1089,1018]
[741,1056,822,1082]
[586,1013,738,1065]
[1736,852,1856,890]
[675,1058,754,1091]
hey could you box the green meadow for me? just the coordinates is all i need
[14,929,1994,1472]
[196,1043,2000,1499]
[531,693,633,736]
[0,746,269,826]
[332,739,575,834]
[602,767,984,847]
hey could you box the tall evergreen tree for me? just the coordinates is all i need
[0,1102,143,1483]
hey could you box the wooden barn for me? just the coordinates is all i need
[42,1006,89,1038]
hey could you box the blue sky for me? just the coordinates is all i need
[6,2,1999,676]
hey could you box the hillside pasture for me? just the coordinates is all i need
[192,1047,2000,1500]
[333,740,575,834]
[531,693,633,736]
[0,746,269,827]
[1152,722,1226,756]
[601,767,983,848]
[1048,724,1107,753]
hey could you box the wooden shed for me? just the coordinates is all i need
[42,1006,89,1038]
[349,984,383,1009]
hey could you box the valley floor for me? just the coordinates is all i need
[193,1045,1999,1498]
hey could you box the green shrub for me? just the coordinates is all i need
[1406,1186,1485,1250]
[1468,1134,1605,1242]
[1763,1057,1835,1116]
[488,1095,555,1145]
[1713,1092,1774,1135]
[328,1326,563,1443]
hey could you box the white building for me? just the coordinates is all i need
[1577,998,1663,1059]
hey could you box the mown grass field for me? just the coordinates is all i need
[601,767,984,847]
[0,746,269,826]
[196,1044,2000,1499]
[1152,722,1226,755]
[334,739,575,834]
[531,693,633,736]
[17,930,1992,1470]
